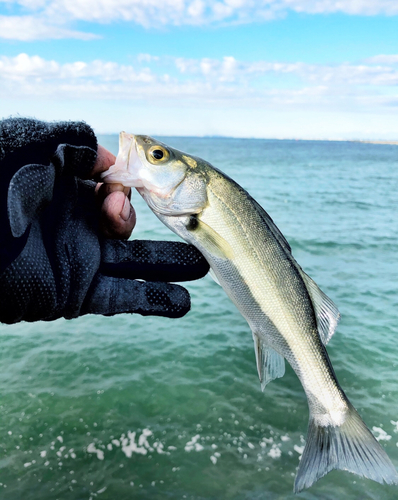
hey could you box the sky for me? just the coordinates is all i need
[1,0,398,139]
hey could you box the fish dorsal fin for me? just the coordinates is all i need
[299,269,341,345]
[186,216,234,260]
[252,194,340,345]
[252,333,285,391]
[251,198,292,254]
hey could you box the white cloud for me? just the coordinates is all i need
[0,15,98,40]
[51,0,398,23]
[1,53,398,112]
[137,54,160,64]
[172,56,398,87]
[187,0,205,18]
[46,0,187,25]
[0,53,156,85]
[282,0,398,15]
[365,54,398,65]
[1,0,398,39]
[0,53,59,78]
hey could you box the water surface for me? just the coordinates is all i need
[1,137,397,499]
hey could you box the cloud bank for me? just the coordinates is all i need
[1,0,398,40]
[2,53,398,111]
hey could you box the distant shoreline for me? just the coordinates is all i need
[353,140,398,145]
[98,133,398,144]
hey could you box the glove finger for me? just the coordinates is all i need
[53,143,97,178]
[82,274,191,318]
[100,239,209,282]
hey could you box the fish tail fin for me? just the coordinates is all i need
[294,404,398,493]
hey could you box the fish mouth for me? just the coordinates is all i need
[101,132,144,188]
[125,135,145,188]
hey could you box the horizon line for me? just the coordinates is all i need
[96,133,398,145]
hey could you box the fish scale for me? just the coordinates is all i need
[203,179,344,412]
[101,132,398,493]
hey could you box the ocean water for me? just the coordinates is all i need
[1,137,398,500]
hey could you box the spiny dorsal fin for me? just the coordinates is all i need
[251,198,292,253]
[252,333,285,391]
[253,192,340,345]
[299,269,341,345]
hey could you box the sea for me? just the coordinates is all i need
[1,137,398,500]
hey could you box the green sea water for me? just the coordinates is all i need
[1,137,398,499]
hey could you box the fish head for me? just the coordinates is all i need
[102,133,208,217]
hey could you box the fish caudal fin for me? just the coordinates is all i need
[294,404,398,493]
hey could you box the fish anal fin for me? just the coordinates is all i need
[299,269,341,345]
[252,333,285,391]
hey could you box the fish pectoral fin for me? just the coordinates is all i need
[187,217,234,259]
[209,268,221,286]
[252,333,285,392]
[299,269,341,345]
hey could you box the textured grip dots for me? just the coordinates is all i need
[0,223,58,323]
[144,282,190,318]
[100,239,209,282]
[82,275,191,319]
[146,284,170,307]
[0,117,205,322]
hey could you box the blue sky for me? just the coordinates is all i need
[1,1,398,139]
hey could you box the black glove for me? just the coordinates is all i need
[0,118,209,324]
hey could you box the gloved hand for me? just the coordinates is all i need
[0,118,209,324]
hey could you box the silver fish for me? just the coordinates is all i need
[102,132,398,492]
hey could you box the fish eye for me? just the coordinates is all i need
[152,149,164,160]
[148,145,169,164]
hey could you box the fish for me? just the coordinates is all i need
[101,132,398,492]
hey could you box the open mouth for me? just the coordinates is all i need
[101,133,144,188]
